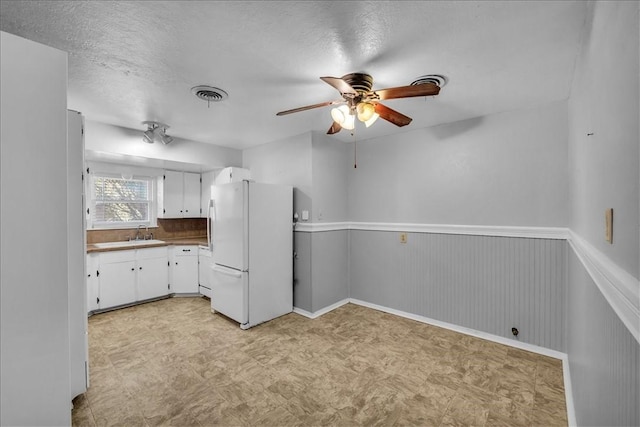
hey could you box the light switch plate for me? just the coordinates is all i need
[605,208,613,244]
[301,210,309,221]
[400,233,407,244]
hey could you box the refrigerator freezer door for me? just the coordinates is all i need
[211,264,248,325]
[211,181,248,271]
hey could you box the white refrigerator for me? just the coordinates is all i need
[210,180,293,329]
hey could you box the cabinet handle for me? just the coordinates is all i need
[182,249,191,252]
[139,267,142,270]
[175,262,178,265]
[131,268,135,271]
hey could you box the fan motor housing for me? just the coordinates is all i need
[341,73,374,94]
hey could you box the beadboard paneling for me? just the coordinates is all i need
[349,230,567,351]
[567,250,640,426]
[293,230,349,313]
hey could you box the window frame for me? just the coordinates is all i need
[88,172,158,230]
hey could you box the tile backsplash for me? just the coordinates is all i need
[87,218,207,244]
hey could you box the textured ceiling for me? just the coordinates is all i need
[0,1,587,149]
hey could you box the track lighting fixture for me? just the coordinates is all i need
[141,121,173,145]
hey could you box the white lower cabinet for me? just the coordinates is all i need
[198,249,212,298]
[98,250,137,309]
[86,253,100,312]
[136,247,170,301]
[170,245,199,294]
[89,247,169,311]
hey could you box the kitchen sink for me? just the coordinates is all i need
[93,239,165,249]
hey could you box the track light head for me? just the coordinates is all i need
[141,121,173,144]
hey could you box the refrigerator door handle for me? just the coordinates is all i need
[208,199,216,250]
[212,265,243,278]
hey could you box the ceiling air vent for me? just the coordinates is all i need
[191,85,228,106]
[410,74,448,88]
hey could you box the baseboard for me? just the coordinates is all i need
[562,354,577,427]
[293,298,350,319]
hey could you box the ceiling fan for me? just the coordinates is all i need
[276,73,442,134]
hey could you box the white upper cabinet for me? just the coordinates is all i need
[158,170,201,218]
[183,172,201,217]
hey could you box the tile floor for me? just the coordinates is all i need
[72,297,568,426]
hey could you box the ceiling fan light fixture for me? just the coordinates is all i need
[364,112,379,128]
[356,102,376,122]
[342,114,355,130]
[331,104,354,128]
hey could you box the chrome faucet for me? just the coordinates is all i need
[135,225,143,240]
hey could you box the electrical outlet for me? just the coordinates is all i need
[400,233,407,244]
[605,208,613,244]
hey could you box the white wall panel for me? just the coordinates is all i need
[1,31,71,426]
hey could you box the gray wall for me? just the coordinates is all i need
[243,131,313,218]
[350,231,567,351]
[566,2,640,426]
[310,230,349,312]
[348,101,569,226]
[311,132,349,223]
[1,31,71,425]
[568,1,639,278]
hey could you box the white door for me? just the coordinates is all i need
[137,256,169,300]
[99,260,136,308]
[173,248,199,293]
[183,172,201,217]
[211,181,247,270]
[162,170,183,218]
[211,264,247,325]
[199,249,212,296]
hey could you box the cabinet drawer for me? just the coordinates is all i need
[137,246,168,260]
[99,249,136,264]
[174,245,198,256]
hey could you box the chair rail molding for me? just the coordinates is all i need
[567,230,640,344]
[295,221,569,239]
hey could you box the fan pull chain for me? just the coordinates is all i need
[352,129,357,169]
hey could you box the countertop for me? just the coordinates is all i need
[87,236,208,253]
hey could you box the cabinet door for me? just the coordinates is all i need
[162,170,183,218]
[86,254,100,312]
[183,172,201,218]
[137,256,169,301]
[99,260,136,309]
[173,254,199,293]
[199,253,212,290]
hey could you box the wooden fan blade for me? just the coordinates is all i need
[276,100,340,116]
[374,103,412,127]
[320,77,358,96]
[374,82,440,100]
[327,121,342,135]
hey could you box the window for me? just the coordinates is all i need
[90,174,155,228]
